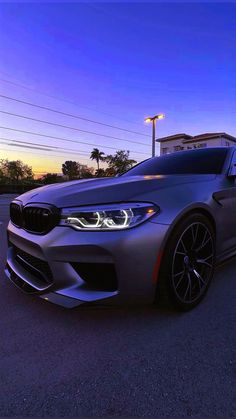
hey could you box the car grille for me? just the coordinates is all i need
[13,245,53,284]
[10,202,23,227]
[10,202,60,234]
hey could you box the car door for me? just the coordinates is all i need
[227,149,236,249]
[213,149,236,256]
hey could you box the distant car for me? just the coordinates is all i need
[5,147,236,311]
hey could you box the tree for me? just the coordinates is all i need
[105,150,137,175]
[62,161,95,180]
[7,161,24,183]
[0,159,8,184]
[90,148,105,172]
[95,167,117,177]
[95,168,107,177]
[62,161,79,180]
[77,163,94,178]
[40,173,61,185]
[105,167,116,177]
[0,159,34,183]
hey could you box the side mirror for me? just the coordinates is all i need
[228,164,236,177]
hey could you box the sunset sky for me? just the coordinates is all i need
[0,1,235,177]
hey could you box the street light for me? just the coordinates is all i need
[145,114,165,157]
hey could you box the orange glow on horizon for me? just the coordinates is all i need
[0,149,95,178]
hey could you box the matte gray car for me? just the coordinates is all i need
[5,147,236,310]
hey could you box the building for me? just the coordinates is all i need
[157,132,236,156]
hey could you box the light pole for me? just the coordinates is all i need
[144,114,165,157]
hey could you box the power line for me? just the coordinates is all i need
[4,143,89,156]
[0,137,92,156]
[1,141,90,156]
[0,75,149,129]
[0,126,150,156]
[1,138,56,150]
[3,142,57,153]
[0,94,149,138]
[1,137,142,165]
[0,146,141,166]
[0,110,149,147]
[0,147,90,162]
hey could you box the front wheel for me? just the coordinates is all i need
[156,213,216,311]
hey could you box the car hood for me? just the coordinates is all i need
[16,174,216,207]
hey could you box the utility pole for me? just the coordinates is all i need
[144,114,165,157]
[152,118,156,158]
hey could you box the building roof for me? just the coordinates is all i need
[183,132,236,143]
[156,133,192,143]
[157,132,236,143]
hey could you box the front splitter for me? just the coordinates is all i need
[39,292,85,308]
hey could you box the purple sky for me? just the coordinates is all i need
[0,2,235,175]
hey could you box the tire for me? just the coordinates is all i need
[156,213,216,311]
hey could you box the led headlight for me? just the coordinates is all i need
[60,202,159,231]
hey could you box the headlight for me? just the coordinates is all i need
[60,202,159,231]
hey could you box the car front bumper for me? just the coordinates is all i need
[5,221,170,308]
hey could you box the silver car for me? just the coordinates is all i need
[5,147,236,311]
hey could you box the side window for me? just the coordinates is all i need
[229,151,236,177]
[232,151,236,165]
[233,151,236,163]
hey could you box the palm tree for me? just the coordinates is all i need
[90,148,105,171]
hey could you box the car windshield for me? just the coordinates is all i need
[123,148,228,176]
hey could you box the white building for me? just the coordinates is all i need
[157,132,236,156]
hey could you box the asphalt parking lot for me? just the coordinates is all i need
[0,194,236,417]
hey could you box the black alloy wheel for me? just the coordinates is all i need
[157,213,216,311]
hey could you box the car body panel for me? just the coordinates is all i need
[5,146,236,307]
[6,220,169,306]
[14,173,217,208]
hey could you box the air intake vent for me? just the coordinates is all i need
[13,245,53,283]
[71,262,118,291]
